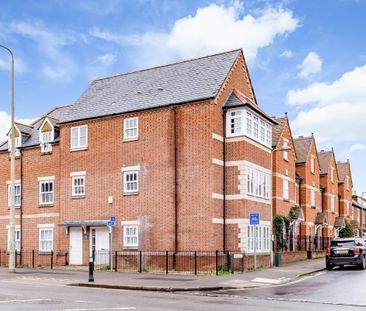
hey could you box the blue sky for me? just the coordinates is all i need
[0,0,365,193]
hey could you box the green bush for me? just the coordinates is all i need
[339,222,354,238]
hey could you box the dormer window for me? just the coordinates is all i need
[8,126,22,150]
[39,118,54,153]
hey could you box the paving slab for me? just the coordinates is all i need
[0,257,326,292]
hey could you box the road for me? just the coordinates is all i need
[0,266,364,310]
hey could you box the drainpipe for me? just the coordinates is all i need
[171,106,178,257]
[298,177,303,239]
[222,109,227,252]
[321,186,325,248]
[20,149,23,265]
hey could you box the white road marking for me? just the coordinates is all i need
[0,298,53,303]
[54,308,136,311]
[251,277,282,285]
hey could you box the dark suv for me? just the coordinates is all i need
[326,238,366,270]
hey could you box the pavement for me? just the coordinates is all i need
[0,257,326,292]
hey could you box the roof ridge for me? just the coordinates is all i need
[15,121,33,128]
[29,104,73,127]
[93,49,242,83]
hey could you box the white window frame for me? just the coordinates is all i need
[346,176,350,190]
[330,167,334,184]
[311,189,316,207]
[72,175,86,197]
[247,224,270,253]
[7,182,21,208]
[226,108,272,147]
[310,155,315,174]
[8,228,21,252]
[226,110,243,137]
[123,117,139,140]
[246,166,270,200]
[123,169,139,194]
[330,196,335,212]
[123,225,138,247]
[40,131,53,144]
[283,138,289,161]
[39,228,53,252]
[346,202,350,215]
[39,180,54,205]
[70,125,88,150]
[283,179,289,201]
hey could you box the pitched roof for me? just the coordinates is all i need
[315,212,328,225]
[318,150,332,175]
[272,117,287,147]
[61,49,242,123]
[0,105,72,151]
[15,123,33,136]
[334,216,345,228]
[223,89,276,124]
[293,136,313,163]
[337,161,351,183]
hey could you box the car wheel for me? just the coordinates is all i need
[359,256,366,270]
[326,263,333,271]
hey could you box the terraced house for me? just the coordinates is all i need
[0,49,277,267]
[293,135,324,249]
[271,115,303,252]
[318,149,339,239]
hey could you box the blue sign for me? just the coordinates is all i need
[107,221,116,227]
[110,216,116,222]
[250,213,260,225]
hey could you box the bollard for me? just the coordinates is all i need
[88,256,94,282]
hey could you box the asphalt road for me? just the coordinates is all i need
[0,266,364,310]
[218,265,366,308]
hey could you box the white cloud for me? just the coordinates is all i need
[348,143,366,154]
[90,2,299,66]
[288,64,366,144]
[0,56,27,74]
[97,54,117,66]
[0,110,35,143]
[280,50,293,58]
[297,52,322,79]
[8,21,78,81]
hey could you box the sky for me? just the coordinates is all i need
[0,0,365,193]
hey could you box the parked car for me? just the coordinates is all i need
[326,237,366,270]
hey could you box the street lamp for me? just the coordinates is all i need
[0,44,16,272]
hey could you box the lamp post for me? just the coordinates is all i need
[0,44,16,272]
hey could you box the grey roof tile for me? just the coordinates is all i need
[61,49,242,123]
[0,105,72,151]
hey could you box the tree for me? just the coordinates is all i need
[339,222,354,238]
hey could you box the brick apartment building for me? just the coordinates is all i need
[0,49,277,266]
[293,135,325,247]
[352,193,366,238]
[271,115,303,251]
[337,160,353,224]
[318,149,339,239]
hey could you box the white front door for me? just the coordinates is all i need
[69,227,83,265]
[90,227,110,265]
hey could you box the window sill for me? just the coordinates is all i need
[70,147,88,152]
[123,192,139,196]
[39,204,54,208]
[40,151,53,156]
[123,246,138,250]
[38,251,53,255]
[283,198,290,202]
[123,137,138,142]
[283,158,289,162]
[311,206,316,209]
[72,195,85,199]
